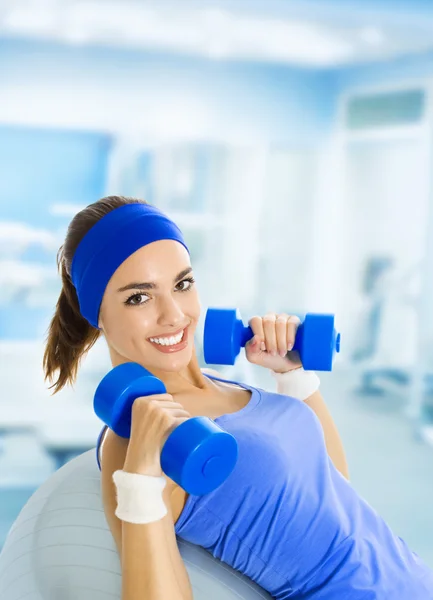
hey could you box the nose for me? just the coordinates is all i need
[157,295,185,328]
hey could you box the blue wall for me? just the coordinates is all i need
[0,125,111,229]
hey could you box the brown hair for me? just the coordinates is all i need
[43,195,149,394]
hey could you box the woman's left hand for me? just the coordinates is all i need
[245,313,303,373]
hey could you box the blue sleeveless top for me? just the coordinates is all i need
[96,374,433,599]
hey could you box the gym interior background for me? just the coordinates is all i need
[0,0,433,567]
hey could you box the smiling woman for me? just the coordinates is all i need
[37,194,433,600]
[42,196,201,391]
[41,195,237,599]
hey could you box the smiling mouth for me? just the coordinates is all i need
[147,326,188,347]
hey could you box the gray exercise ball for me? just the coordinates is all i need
[0,449,271,599]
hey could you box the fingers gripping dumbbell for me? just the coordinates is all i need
[203,308,341,371]
[94,362,238,495]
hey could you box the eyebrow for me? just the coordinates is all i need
[117,267,193,293]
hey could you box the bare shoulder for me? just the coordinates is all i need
[201,367,244,393]
[201,367,223,378]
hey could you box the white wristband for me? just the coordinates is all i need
[271,367,320,401]
[112,470,168,524]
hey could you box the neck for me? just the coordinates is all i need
[151,352,211,395]
[109,348,213,396]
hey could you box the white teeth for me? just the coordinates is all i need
[150,329,184,346]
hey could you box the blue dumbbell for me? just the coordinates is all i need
[94,362,238,495]
[203,308,341,371]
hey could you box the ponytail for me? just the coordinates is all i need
[43,247,100,394]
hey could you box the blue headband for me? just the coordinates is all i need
[71,203,189,328]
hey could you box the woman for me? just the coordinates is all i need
[43,195,433,599]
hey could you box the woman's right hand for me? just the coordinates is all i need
[123,393,192,477]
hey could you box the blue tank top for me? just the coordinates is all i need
[96,373,433,599]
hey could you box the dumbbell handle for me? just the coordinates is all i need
[237,320,304,354]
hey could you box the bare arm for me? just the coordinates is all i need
[100,431,193,600]
[303,390,350,480]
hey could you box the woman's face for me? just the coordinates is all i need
[98,240,201,373]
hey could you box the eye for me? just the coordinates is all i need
[176,276,195,292]
[124,293,150,306]
[124,277,195,307]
